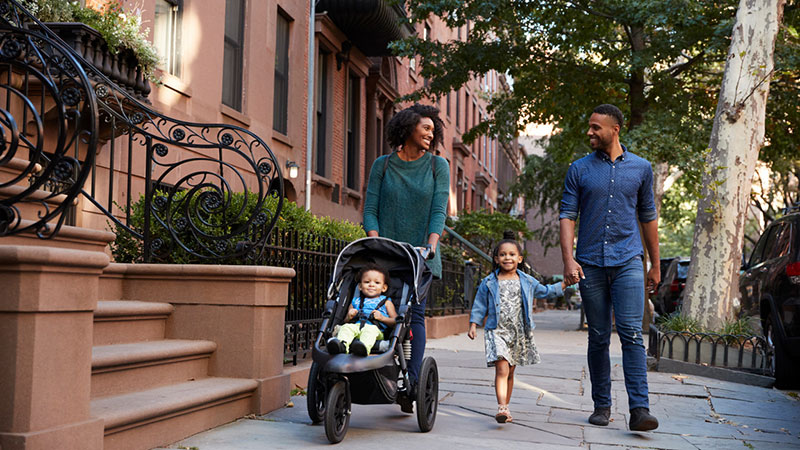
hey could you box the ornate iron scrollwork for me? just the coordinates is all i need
[0,0,284,264]
[0,2,98,238]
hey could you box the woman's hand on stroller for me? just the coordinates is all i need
[416,244,434,260]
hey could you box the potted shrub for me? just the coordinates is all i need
[20,0,159,99]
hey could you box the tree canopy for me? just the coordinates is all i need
[394,0,799,252]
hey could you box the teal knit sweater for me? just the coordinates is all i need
[363,152,450,277]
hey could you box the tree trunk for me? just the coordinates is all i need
[681,0,785,330]
[652,161,669,219]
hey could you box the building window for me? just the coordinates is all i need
[456,89,461,129]
[222,0,245,110]
[482,133,487,165]
[446,91,451,118]
[314,49,331,177]
[465,92,470,130]
[345,73,360,190]
[273,10,291,134]
[153,0,181,77]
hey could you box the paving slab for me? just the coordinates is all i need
[548,406,627,431]
[712,397,800,421]
[162,310,800,450]
[682,434,800,450]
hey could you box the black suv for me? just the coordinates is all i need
[653,257,690,315]
[739,211,800,388]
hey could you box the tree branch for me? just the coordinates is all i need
[666,50,707,78]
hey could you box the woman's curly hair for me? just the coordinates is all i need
[385,103,445,151]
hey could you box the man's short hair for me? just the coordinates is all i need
[593,104,624,128]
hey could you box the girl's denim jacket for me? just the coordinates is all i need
[469,269,564,332]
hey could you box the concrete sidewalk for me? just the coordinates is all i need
[160,310,800,450]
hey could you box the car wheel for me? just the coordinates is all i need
[765,312,800,389]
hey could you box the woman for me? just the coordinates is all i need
[363,103,449,409]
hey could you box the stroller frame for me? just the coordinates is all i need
[306,237,439,443]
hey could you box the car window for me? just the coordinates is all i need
[749,225,776,267]
[676,261,690,279]
[768,223,792,260]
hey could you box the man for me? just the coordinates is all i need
[559,104,660,431]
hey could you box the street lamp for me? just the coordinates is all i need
[286,160,300,179]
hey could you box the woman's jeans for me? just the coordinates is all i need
[408,296,426,385]
[579,257,650,410]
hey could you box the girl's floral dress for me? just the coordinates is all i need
[484,279,541,367]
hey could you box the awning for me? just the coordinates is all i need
[317,0,415,56]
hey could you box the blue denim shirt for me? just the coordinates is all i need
[469,270,564,331]
[559,147,657,267]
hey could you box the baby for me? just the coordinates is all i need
[327,263,397,356]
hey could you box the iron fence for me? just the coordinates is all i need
[266,230,347,365]
[426,256,470,317]
[0,1,283,261]
[648,324,772,375]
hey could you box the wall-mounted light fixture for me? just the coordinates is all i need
[286,160,300,179]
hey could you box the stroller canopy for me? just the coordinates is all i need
[327,237,430,302]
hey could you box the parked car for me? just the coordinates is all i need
[652,257,690,315]
[739,210,800,388]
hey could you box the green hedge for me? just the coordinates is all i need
[110,191,365,264]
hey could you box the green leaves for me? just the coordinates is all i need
[398,0,799,250]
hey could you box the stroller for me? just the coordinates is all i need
[307,237,439,443]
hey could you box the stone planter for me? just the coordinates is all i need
[39,22,151,101]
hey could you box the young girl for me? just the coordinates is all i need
[468,236,565,423]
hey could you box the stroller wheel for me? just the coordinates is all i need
[306,362,326,424]
[416,356,439,432]
[324,380,350,443]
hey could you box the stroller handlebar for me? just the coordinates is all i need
[415,245,434,261]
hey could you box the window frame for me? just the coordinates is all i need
[345,71,361,190]
[222,0,246,111]
[313,46,333,178]
[272,9,292,134]
[153,0,182,77]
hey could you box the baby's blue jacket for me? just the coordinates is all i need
[469,269,564,331]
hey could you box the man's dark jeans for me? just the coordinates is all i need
[579,257,650,410]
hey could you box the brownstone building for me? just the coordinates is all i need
[0,2,525,448]
[133,0,520,227]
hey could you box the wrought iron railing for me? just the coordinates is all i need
[426,255,470,317]
[0,0,283,262]
[648,324,772,376]
[270,230,348,365]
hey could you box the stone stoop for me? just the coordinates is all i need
[90,300,258,450]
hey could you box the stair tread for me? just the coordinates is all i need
[91,377,258,429]
[95,300,174,318]
[93,339,217,369]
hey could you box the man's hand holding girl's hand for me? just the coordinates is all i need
[563,258,584,286]
[467,323,477,340]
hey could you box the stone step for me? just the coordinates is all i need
[92,339,216,398]
[0,156,42,182]
[94,300,174,346]
[91,377,258,450]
